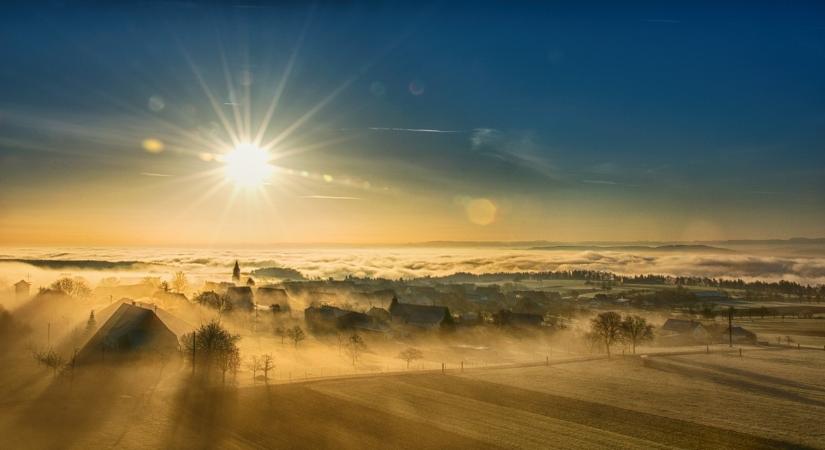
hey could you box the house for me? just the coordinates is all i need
[722,326,757,344]
[256,286,290,311]
[305,305,387,333]
[660,319,710,342]
[14,280,30,300]
[355,289,396,305]
[366,306,391,323]
[226,286,254,310]
[202,281,235,294]
[153,290,188,303]
[388,297,453,329]
[76,303,179,363]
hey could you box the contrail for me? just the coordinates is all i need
[367,127,463,133]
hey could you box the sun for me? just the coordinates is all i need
[223,143,273,188]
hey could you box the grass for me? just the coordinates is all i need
[2,347,822,449]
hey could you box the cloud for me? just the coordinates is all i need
[470,128,501,149]
[299,195,361,200]
[470,128,559,180]
[140,172,172,177]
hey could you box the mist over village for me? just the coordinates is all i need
[2,1,825,450]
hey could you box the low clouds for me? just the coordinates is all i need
[3,247,825,286]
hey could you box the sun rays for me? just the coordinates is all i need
[223,143,273,188]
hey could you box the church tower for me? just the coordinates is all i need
[232,260,241,283]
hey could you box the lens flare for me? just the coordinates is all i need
[466,198,496,225]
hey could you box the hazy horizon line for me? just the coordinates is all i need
[1,236,824,249]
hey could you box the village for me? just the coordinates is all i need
[7,259,812,377]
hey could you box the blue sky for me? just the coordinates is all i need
[0,1,824,244]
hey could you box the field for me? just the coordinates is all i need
[740,319,825,347]
[1,347,823,449]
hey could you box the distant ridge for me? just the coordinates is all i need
[529,244,735,253]
[0,259,146,270]
[409,238,825,248]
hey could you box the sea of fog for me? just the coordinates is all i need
[2,244,825,289]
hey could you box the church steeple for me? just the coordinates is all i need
[232,260,241,283]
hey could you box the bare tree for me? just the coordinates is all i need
[217,346,241,385]
[247,355,260,382]
[346,333,366,367]
[397,347,423,369]
[260,354,275,383]
[49,277,91,299]
[590,311,623,358]
[619,315,654,354]
[171,271,189,294]
[33,348,65,377]
[274,326,287,345]
[286,326,305,348]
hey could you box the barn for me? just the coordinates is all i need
[76,303,179,363]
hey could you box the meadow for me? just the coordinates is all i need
[1,346,822,449]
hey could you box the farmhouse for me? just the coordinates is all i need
[77,303,179,363]
[14,279,31,300]
[388,297,453,329]
[660,318,710,343]
[256,286,290,311]
[226,286,254,310]
[367,306,391,322]
[305,305,388,333]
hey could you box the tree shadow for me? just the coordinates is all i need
[6,362,164,449]
[161,374,239,449]
[671,357,825,394]
[645,358,825,408]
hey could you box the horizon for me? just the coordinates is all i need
[2,235,825,249]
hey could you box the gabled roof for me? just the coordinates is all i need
[78,303,178,362]
[15,280,31,287]
[228,286,253,294]
[661,319,705,333]
[389,298,452,328]
[256,286,289,300]
[367,306,390,319]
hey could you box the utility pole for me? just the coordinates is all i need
[728,307,734,348]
